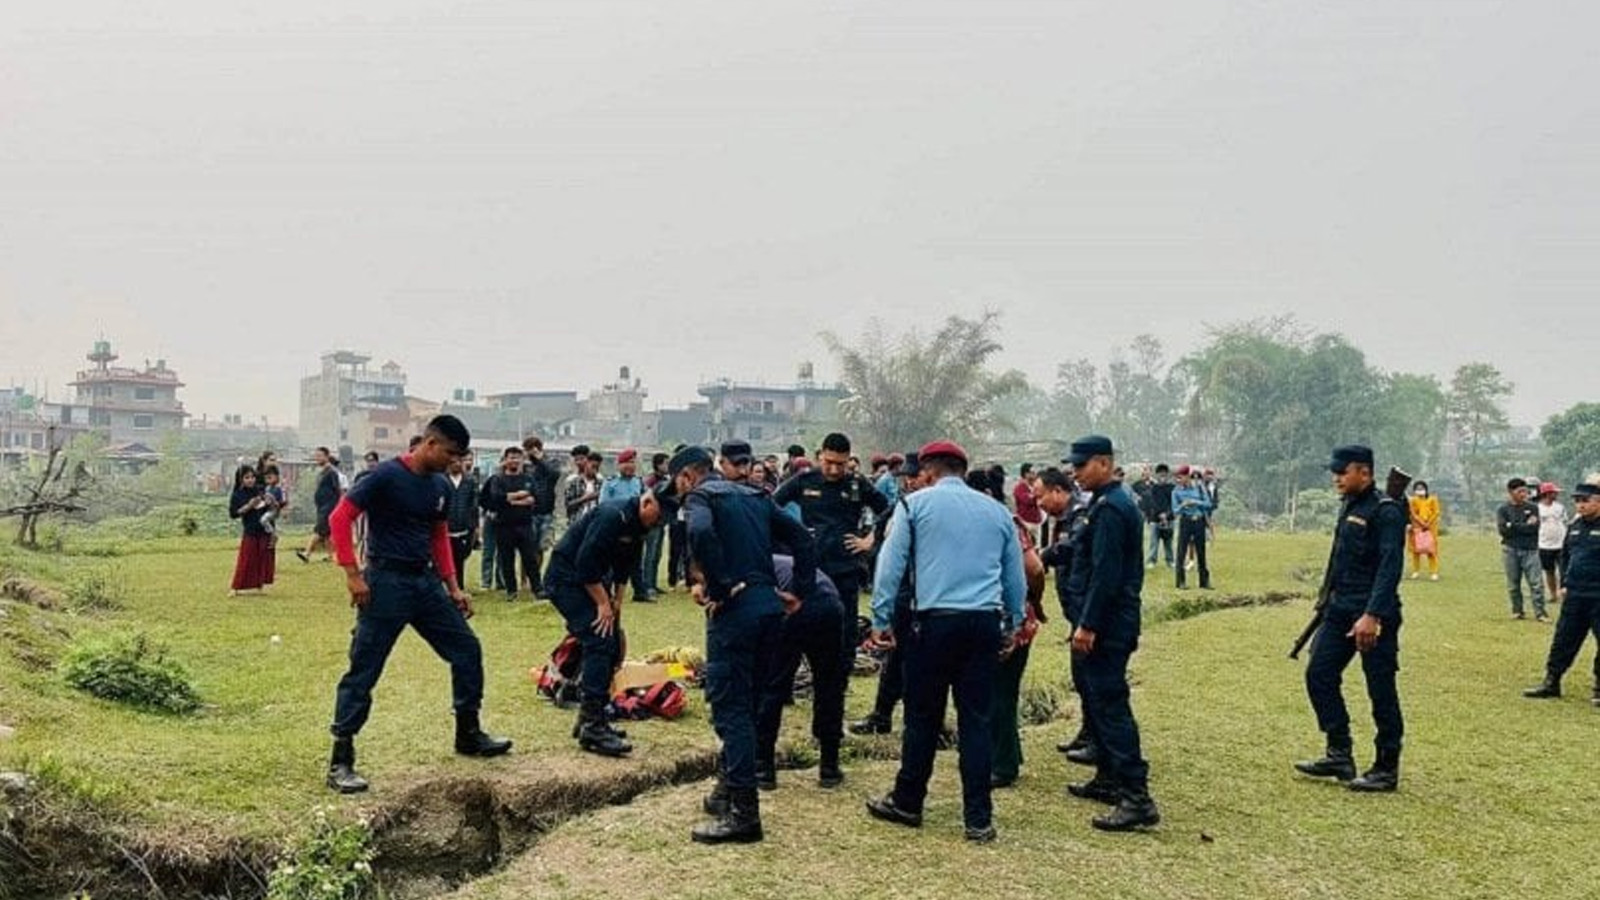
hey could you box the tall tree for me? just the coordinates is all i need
[1446,362,1514,503]
[822,312,1028,450]
[1372,373,1448,477]
[1540,402,1600,488]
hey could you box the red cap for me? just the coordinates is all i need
[917,440,968,466]
[1176,465,1193,476]
[1539,481,1559,496]
[870,453,888,467]
[617,449,638,464]
[889,453,905,465]
[791,458,812,470]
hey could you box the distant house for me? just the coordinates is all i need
[298,351,411,458]
[697,363,844,451]
[68,341,188,443]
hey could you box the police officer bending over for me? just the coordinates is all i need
[756,555,848,791]
[546,488,675,757]
[864,440,1025,844]
[668,446,819,845]
[1296,445,1407,792]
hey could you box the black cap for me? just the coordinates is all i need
[668,446,714,479]
[719,440,753,464]
[1066,435,1115,466]
[899,451,920,478]
[1328,445,1375,473]
[1573,483,1600,500]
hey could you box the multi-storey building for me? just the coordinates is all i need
[298,351,410,457]
[67,341,188,443]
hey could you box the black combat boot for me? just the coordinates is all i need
[1091,792,1161,832]
[1294,745,1357,781]
[848,713,891,735]
[1065,742,1099,767]
[702,779,731,816]
[1522,677,1561,699]
[1057,726,1091,755]
[454,710,514,757]
[755,758,778,792]
[569,714,627,740]
[818,742,843,788]
[691,788,764,844]
[1066,777,1121,805]
[1348,748,1400,793]
[577,716,632,758]
[326,737,369,794]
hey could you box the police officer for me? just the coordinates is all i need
[1295,445,1407,792]
[755,555,848,790]
[864,440,1025,843]
[1522,482,1600,705]
[1060,436,1160,831]
[849,452,927,735]
[773,432,891,671]
[324,415,512,794]
[670,446,819,845]
[545,488,674,757]
[1035,466,1094,762]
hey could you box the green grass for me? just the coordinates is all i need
[3,527,1598,898]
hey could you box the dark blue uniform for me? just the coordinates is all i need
[1306,485,1407,755]
[1064,482,1149,802]
[865,500,917,728]
[773,470,889,667]
[546,499,648,719]
[331,459,484,739]
[689,474,819,793]
[757,557,847,780]
[1540,514,1600,690]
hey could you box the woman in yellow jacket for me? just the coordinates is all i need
[1408,480,1442,580]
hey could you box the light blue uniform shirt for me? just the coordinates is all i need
[1172,484,1212,519]
[600,475,644,505]
[871,475,1026,632]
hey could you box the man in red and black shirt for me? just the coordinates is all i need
[324,415,512,794]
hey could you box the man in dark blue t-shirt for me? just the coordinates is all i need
[323,415,512,794]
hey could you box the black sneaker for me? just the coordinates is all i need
[818,765,844,789]
[1066,779,1120,805]
[964,824,997,844]
[865,794,922,829]
[1293,750,1357,781]
[1523,680,1561,699]
[326,763,369,794]
[1092,797,1160,832]
[848,715,891,736]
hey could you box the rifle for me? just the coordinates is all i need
[1290,466,1412,659]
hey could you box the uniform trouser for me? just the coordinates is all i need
[1544,592,1600,687]
[331,566,485,737]
[1076,640,1150,799]
[1305,606,1403,753]
[1147,523,1174,565]
[495,521,539,596]
[480,519,502,590]
[636,525,664,597]
[990,641,1032,782]
[529,513,554,592]
[550,580,623,715]
[1175,518,1210,588]
[1503,547,1546,616]
[448,535,473,592]
[892,610,1001,830]
[1068,635,1098,749]
[828,570,863,673]
[870,604,916,722]
[667,519,688,587]
[757,595,847,768]
[705,593,783,791]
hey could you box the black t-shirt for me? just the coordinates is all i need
[345,458,449,564]
[314,466,343,516]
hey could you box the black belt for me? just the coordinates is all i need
[913,607,1000,620]
[367,557,433,574]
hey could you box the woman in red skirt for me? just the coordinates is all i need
[230,465,274,595]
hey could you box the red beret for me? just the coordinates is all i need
[1176,464,1192,476]
[917,440,968,466]
[889,453,905,465]
[617,449,637,464]
[791,458,813,470]
[870,453,888,467]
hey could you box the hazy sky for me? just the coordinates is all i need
[3,1,1595,429]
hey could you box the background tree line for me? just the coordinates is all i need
[827,313,1600,528]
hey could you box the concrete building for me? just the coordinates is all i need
[697,363,845,451]
[481,390,581,436]
[298,351,411,457]
[0,388,91,464]
[67,341,188,443]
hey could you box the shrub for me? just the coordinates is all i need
[266,808,378,900]
[65,568,125,613]
[1019,680,1065,726]
[60,632,202,714]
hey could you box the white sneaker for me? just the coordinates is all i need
[1430,574,1439,582]
[1410,572,1421,580]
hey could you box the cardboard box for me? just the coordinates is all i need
[611,661,691,694]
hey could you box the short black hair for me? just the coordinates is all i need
[523,435,543,451]
[652,452,669,467]
[425,415,470,451]
[786,444,806,458]
[503,445,524,459]
[261,465,280,478]
[1019,463,1034,477]
[822,433,851,454]
[316,446,331,457]
[1507,477,1527,491]
[363,450,380,462]
[1038,467,1073,492]
[964,471,990,492]
[1155,463,1170,474]
[587,451,603,463]
[408,434,424,450]
[571,444,591,458]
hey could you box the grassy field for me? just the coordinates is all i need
[3,526,1599,898]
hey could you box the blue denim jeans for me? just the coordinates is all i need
[1503,547,1546,616]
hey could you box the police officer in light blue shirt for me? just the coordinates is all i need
[864,440,1026,844]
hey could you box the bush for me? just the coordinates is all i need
[267,808,378,900]
[65,567,125,613]
[60,632,202,714]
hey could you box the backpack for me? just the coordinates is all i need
[533,635,583,707]
[611,681,688,720]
